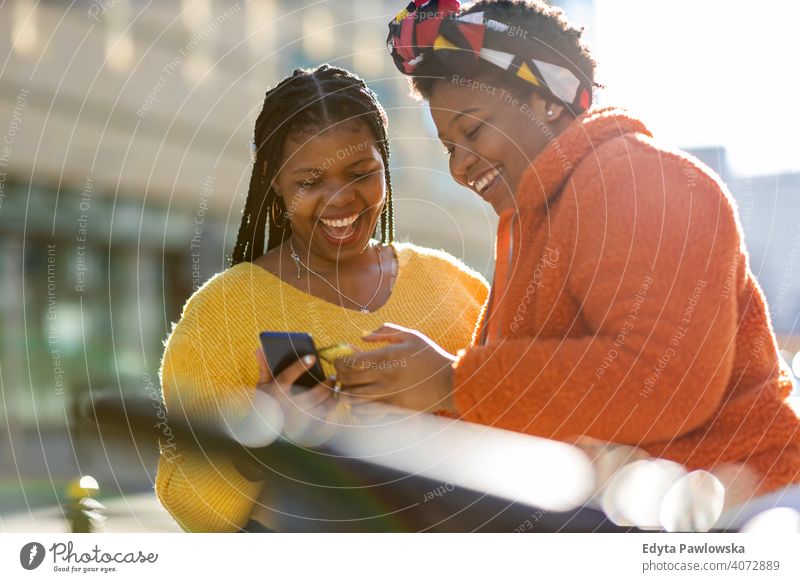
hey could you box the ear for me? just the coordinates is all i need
[526,93,566,123]
[269,168,282,197]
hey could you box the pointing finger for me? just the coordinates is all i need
[362,324,410,344]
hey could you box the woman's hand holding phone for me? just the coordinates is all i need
[229,350,336,481]
[254,348,336,442]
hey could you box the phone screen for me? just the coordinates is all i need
[259,331,326,390]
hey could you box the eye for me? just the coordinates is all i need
[352,169,380,180]
[465,122,482,140]
[298,177,320,189]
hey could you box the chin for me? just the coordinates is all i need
[315,220,379,262]
[490,192,517,215]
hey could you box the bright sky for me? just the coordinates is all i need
[581,0,800,176]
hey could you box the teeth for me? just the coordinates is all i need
[472,167,500,193]
[319,214,358,228]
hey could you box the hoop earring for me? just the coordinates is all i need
[378,201,389,238]
[271,198,287,228]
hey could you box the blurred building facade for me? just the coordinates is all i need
[0,0,797,437]
[0,0,497,434]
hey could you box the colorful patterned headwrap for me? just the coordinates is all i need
[387,0,592,112]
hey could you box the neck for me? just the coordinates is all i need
[288,235,378,275]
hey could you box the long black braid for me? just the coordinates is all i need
[231,65,394,266]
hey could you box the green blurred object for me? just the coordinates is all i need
[64,476,105,533]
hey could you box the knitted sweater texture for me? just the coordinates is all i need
[452,108,800,496]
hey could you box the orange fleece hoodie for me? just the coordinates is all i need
[452,107,800,495]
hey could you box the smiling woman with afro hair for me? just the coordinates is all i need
[335,0,800,513]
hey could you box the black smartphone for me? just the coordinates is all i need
[259,331,326,390]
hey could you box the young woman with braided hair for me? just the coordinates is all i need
[155,64,488,532]
[335,0,800,510]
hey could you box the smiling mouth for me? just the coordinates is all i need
[469,166,502,197]
[317,212,361,240]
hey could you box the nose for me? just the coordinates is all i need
[320,178,356,210]
[449,142,478,186]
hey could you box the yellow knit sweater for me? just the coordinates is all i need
[154,242,488,532]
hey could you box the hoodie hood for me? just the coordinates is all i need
[517,107,653,216]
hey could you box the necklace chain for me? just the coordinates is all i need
[288,238,384,314]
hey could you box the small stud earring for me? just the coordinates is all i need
[546,109,555,118]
